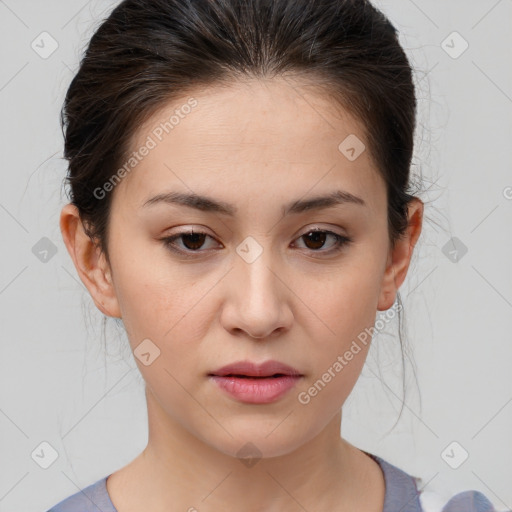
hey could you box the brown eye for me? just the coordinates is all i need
[162,230,219,255]
[294,229,352,253]
[302,231,328,250]
[178,232,207,251]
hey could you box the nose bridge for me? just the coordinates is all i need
[235,234,279,302]
[224,234,290,338]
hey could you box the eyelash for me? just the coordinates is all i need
[161,228,353,258]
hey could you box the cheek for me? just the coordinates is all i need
[111,248,221,370]
[108,224,189,337]
[308,257,383,339]
[297,256,384,393]
[295,288,376,417]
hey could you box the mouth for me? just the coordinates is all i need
[208,360,303,379]
[208,360,303,404]
[217,373,290,378]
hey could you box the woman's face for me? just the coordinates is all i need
[74,77,419,458]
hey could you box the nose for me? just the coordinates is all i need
[220,244,293,340]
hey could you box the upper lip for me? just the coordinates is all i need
[209,360,303,378]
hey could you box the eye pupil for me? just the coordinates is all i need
[303,231,327,250]
[182,232,206,250]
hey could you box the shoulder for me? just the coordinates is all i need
[419,487,501,512]
[366,452,424,512]
[45,475,116,512]
[365,451,500,512]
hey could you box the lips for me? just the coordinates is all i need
[209,360,302,378]
[208,360,303,404]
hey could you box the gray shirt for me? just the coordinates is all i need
[46,451,497,512]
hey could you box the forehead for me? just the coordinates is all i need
[114,76,385,215]
[132,76,366,156]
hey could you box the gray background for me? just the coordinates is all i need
[0,0,511,511]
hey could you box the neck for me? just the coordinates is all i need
[109,386,381,512]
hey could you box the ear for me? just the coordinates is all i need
[60,203,121,318]
[377,198,424,311]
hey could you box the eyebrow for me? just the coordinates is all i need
[142,189,366,216]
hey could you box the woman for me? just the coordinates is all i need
[48,0,497,510]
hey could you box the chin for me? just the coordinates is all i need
[194,415,319,461]
[215,435,306,462]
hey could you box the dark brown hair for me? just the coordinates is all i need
[61,0,424,426]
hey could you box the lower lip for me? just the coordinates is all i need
[209,375,302,404]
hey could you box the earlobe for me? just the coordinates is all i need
[377,198,424,312]
[60,204,122,318]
